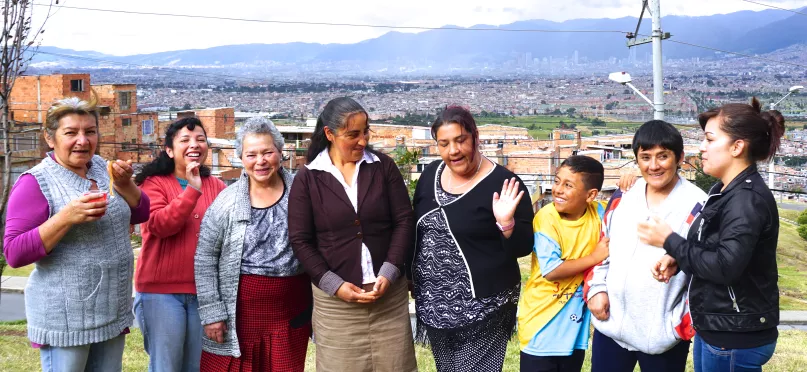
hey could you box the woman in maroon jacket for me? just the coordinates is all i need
[288,97,417,372]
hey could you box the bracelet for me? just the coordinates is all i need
[496,219,515,232]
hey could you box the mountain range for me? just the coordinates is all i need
[31,7,807,69]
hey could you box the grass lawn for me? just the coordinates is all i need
[1,211,805,369]
[779,208,802,222]
[0,321,805,372]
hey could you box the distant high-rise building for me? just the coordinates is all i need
[526,52,533,67]
[573,50,579,65]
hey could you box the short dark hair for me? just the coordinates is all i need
[558,155,604,191]
[698,97,785,162]
[632,120,684,162]
[431,105,478,148]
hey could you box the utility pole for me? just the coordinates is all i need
[650,0,664,120]
[625,0,669,120]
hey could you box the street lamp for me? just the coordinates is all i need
[767,85,803,190]
[770,85,803,110]
[608,71,663,120]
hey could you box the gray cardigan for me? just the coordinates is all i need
[24,155,135,347]
[194,169,295,357]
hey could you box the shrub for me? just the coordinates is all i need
[798,224,807,241]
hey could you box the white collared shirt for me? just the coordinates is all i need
[306,149,380,284]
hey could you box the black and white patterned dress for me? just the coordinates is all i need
[414,163,520,372]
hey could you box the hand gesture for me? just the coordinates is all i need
[335,282,377,304]
[204,321,227,343]
[638,216,674,248]
[493,177,525,226]
[588,292,610,321]
[651,254,678,283]
[591,237,610,262]
[186,161,203,190]
[61,193,109,225]
[110,159,135,188]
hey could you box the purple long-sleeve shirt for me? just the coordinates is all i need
[2,174,150,269]
[2,174,149,348]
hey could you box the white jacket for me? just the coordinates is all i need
[586,176,706,354]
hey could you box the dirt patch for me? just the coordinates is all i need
[0,329,26,337]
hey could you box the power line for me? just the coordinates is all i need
[738,0,807,17]
[666,39,807,69]
[32,3,629,34]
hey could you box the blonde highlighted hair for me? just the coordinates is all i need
[45,93,100,137]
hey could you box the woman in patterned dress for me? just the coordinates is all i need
[411,105,535,371]
[195,117,312,372]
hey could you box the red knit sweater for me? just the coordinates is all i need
[136,174,227,294]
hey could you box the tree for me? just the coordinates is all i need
[0,0,56,288]
[392,146,420,201]
[692,159,719,193]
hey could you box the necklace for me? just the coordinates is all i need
[447,157,484,192]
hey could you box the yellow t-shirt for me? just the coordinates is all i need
[518,201,605,353]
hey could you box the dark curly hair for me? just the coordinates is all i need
[135,117,211,185]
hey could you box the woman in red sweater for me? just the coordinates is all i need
[134,117,227,372]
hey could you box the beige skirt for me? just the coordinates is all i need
[312,279,417,372]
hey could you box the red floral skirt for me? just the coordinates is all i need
[201,274,313,372]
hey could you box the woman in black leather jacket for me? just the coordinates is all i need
[637,97,784,372]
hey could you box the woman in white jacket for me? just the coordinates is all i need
[584,120,706,372]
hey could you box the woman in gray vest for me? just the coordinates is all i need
[2,96,150,371]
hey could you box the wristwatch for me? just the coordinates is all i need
[496,220,515,232]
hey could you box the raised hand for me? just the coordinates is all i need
[492,177,525,227]
[110,159,135,188]
[618,173,638,192]
[638,216,674,248]
[186,161,203,190]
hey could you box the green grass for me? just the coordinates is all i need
[474,114,643,139]
[1,265,34,277]
[1,322,804,372]
[779,208,802,222]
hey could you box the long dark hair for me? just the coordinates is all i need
[135,117,212,185]
[306,97,369,163]
[698,97,786,162]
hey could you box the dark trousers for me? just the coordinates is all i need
[591,329,690,372]
[520,350,585,372]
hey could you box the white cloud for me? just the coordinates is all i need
[30,0,807,55]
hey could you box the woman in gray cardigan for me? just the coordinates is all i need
[194,117,311,371]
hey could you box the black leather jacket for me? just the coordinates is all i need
[664,165,779,333]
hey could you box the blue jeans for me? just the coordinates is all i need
[693,335,776,372]
[134,292,202,372]
[40,334,126,372]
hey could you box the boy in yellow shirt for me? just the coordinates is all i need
[518,155,609,372]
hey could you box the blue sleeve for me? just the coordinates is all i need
[535,232,563,276]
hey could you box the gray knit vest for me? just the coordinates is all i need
[23,154,134,347]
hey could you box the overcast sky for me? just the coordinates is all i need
[31,0,807,55]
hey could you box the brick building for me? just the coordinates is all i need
[93,83,158,162]
[2,74,160,193]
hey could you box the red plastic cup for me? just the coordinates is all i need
[83,191,108,217]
